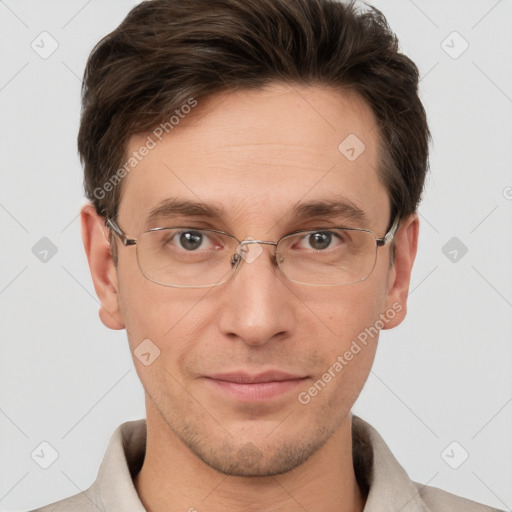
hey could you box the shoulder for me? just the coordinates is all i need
[351,414,503,512]
[28,492,97,512]
[416,482,504,512]
[28,419,146,511]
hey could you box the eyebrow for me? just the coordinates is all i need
[290,197,369,228]
[144,196,368,229]
[145,197,224,228]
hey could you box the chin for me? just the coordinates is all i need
[180,424,334,477]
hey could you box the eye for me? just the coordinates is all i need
[179,230,204,250]
[296,230,345,251]
[167,230,221,251]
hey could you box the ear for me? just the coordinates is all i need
[381,213,419,329]
[80,203,125,330]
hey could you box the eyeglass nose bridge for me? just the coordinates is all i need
[231,238,279,266]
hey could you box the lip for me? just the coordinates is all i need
[203,371,309,402]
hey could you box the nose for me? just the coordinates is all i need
[217,241,297,346]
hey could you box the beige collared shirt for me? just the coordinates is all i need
[32,415,503,511]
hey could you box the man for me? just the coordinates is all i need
[32,0,502,510]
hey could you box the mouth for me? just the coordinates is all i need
[203,371,309,402]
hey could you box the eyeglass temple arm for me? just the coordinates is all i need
[376,215,400,246]
[105,218,137,246]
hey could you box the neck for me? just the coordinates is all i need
[135,404,367,512]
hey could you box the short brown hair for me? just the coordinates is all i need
[79,0,429,234]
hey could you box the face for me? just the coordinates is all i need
[85,82,417,477]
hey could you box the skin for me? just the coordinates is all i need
[81,82,419,512]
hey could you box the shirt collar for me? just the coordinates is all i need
[352,415,431,511]
[87,414,430,511]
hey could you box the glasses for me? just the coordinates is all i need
[105,216,400,288]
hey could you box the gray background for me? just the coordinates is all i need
[1,0,511,510]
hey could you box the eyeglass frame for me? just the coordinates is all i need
[104,215,401,288]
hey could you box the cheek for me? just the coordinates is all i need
[296,285,382,415]
[117,250,190,337]
[117,264,215,373]
[299,276,386,384]
[300,271,386,336]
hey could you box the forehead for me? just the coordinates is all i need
[118,83,389,234]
